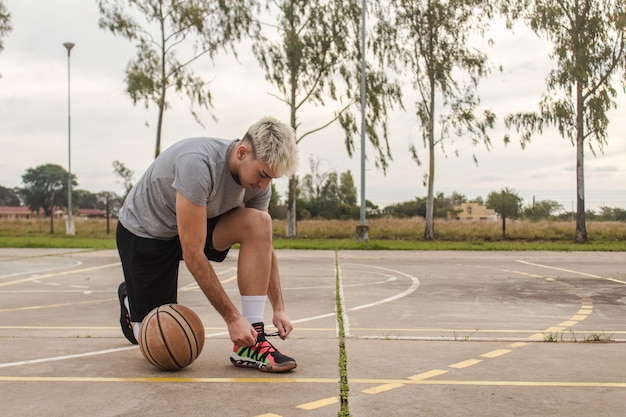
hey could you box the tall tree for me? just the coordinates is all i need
[338,170,357,206]
[503,0,626,243]
[254,0,401,237]
[112,159,135,199]
[301,156,330,202]
[486,188,523,239]
[98,0,259,158]
[0,185,20,206]
[0,0,11,78]
[523,199,564,221]
[19,164,77,233]
[374,0,496,240]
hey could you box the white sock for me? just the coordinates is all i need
[132,322,140,341]
[241,295,267,325]
[124,296,141,341]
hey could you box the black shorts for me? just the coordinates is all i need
[116,217,230,322]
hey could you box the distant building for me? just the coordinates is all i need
[0,206,38,219]
[0,206,107,219]
[452,202,498,222]
[77,208,107,218]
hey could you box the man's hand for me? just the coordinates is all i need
[272,310,293,340]
[227,315,258,347]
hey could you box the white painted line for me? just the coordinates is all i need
[0,262,120,287]
[336,262,351,337]
[0,346,137,369]
[515,260,603,278]
[348,268,420,312]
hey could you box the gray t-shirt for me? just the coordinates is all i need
[119,137,271,239]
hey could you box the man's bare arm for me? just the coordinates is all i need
[176,192,256,347]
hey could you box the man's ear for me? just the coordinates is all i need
[237,143,249,160]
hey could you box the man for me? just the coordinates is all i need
[116,116,299,373]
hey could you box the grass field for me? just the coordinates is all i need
[1,217,625,251]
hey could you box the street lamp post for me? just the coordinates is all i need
[63,42,75,236]
[356,0,369,242]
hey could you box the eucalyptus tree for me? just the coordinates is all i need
[97,0,260,158]
[112,159,135,199]
[503,0,626,243]
[374,0,497,240]
[338,170,357,206]
[253,0,401,237]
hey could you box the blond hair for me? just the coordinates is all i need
[243,116,299,177]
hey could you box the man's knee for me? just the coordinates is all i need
[242,209,272,239]
[214,208,272,247]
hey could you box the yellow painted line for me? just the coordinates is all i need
[544,327,565,333]
[0,263,120,287]
[255,414,282,417]
[449,359,482,369]
[1,376,625,389]
[296,396,339,410]
[351,327,543,333]
[0,297,116,313]
[182,275,237,291]
[576,309,592,315]
[362,383,404,394]
[559,321,578,327]
[0,325,229,332]
[408,369,449,380]
[1,274,236,313]
[0,376,339,383]
[507,342,528,348]
[414,380,626,388]
[480,349,511,359]
[570,315,588,321]
[0,326,118,330]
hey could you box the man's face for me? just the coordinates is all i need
[235,144,278,190]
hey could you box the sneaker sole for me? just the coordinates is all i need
[230,353,297,373]
[118,283,138,345]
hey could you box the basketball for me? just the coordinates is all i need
[139,304,205,371]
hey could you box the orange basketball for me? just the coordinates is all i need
[139,304,205,371]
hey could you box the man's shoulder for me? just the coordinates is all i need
[170,136,234,152]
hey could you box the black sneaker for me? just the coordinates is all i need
[118,282,138,345]
[230,322,297,373]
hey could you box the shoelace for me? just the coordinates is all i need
[239,332,282,361]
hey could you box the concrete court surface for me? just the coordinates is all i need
[0,248,625,417]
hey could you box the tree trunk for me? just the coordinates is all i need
[286,67,298,238]
[424,152,435,240]
[501,215,506,239]
[285,174,297,237]
[49,191,55,234]
[155,11,167,159]
[105,194,110,235]
[574,80,587,243]
[155,99,165,158]
[424,68,436,241]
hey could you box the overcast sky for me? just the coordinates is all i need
[1,0,624,212]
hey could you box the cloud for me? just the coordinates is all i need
[1,0,624,213]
